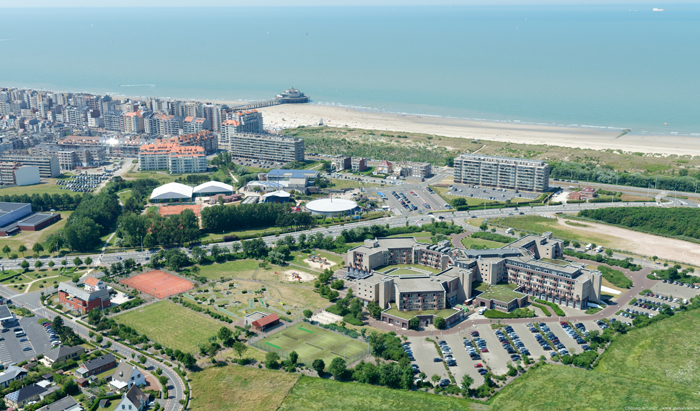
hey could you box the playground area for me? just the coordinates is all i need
[283,270,316,283]
[295,250,340,271]
[120,270,194,299]
[253,323,368,364]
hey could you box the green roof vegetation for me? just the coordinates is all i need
[473,281,524,302]
[383,303,458,320]
[375,264,441,274]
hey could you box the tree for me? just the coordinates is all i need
[32,243,44,255]
[48,261,55,268]
[84,257,93,266]
[418,372,427,382]
[191,247,205,263]
[53,316,64,332]
[408,317,419,330]
[2,245,10,256]
[265,352,280,369]
[289,351,299,365]
[139,355,147,365]
[605,249,613,257]
[232,341,248,359]
[73,257,83,266]
[20,260,29,271]
[329,357,346,380]
[434,316,446,330]
[61,259,67,267]
[180,353,196,369]
[18,244,26,257]
[311,359,325,375]
[217,326,233,342]
[34,260,43,269]
[479,223,488,232]
[431,374,440,383]
[461,374,474,390]
[143,233,156,249]
[303,309,313,319]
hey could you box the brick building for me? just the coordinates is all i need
[58,282,110,314]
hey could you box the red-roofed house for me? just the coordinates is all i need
[244,312,280,332]
[83,277,107,292]
[376,160,393,175]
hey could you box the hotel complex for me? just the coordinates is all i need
[453,153,550,192]
[344,233,601,326]
[138,141,207,173]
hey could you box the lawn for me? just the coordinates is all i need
[490,309,700,410]
[460,237,502,250]
[114,301,222,353]
[0,180,65,196]
[26,275,72,292]
[256,323,367,364]
[383,303,458,320]
[189,364,300,411]
[375,264,441,274]
[198,259,260,280]
[473,281,524,302]
[278,376,472,411]
[291,249,344,268]
[384,231,433,239]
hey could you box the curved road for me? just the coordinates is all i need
[0,285,185,411]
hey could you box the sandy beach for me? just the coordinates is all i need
[257,104,700,157]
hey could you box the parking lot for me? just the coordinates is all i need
[448,184,540,202]
[381,186,451,215]
[441,332,486,387]
[406,336,450,382]
[509,323,548,359]
[0,317,53,366]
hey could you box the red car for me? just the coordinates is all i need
[560,322,567,325]
[474,363,483,368]
[481,348,489,353]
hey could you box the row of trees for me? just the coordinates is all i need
[118,208,199,248]
[201,202,292,233]
[579,207,700,241]
[62,192,121,251]
[340,221,463,243]
[0,192,82,212]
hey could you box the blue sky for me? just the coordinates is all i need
[0,0,690,7]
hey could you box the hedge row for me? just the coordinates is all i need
[535,299,565,316]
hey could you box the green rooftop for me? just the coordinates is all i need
[375,264,441,275]
[473,281,525,302]
[539,258,571,267]
[383,303,458,320]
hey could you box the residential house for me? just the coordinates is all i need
[109,361,146,392]
[4,383,47,408]
[75,354,117,378]
[83,277,107,292]
[42,345,85,367]
[376,160,393,175]
[37,395,82,411]
[243,312,280,332]
[115,384,149,411]
[0,365,27,388]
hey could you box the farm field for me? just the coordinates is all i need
[491,309,700,410]
[256,323,367,364]
[114,301,221,353]
[486,215,618,247]
[277,376,472,411]
[189,364,299,411]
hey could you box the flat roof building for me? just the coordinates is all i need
[453,153,549,192]
[226,133,304,163]
[139,142,206,174]
[0,154,60,178]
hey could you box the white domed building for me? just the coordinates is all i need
[305,198,358,217]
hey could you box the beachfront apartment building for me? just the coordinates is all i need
[123,111,145,134]
[351,157,367,172]
[104,111,125,132]
[226,133,304,162]
[138,141,207,173]
[0,154,60,178]
[170,131,218,154]
[220,110,264,148]
[182,116,211,134]
[453,153,550,192]
[32,144,106,170]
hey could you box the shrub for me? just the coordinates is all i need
[535,299,565,316]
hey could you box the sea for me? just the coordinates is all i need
[0,5,699,136]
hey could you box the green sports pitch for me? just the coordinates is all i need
[256,324,368,364]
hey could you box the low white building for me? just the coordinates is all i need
[109,361,146,392]
[149,182,194,202]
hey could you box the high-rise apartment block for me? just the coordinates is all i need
[138,142,206,173]
[182,117,210,134]
[226,133,304,163]
[0,154,60,178]
[453,153,549,192]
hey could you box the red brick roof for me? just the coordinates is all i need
[84,277,100,286]
[252,313,279,328]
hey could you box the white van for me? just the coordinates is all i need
[478,308,486,315]
[15,331,25,337]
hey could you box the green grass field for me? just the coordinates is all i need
[26,275,72,292]
[257,323,367,364]
[199,259,261,280]
[278,376,473,411]
[491,309,700,410]
[0,180,65,196]
[189,364,300,411]
[0,211,71,251]
[114,301,222,353]
[460,236,503,249]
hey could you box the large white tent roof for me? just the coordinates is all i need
[193,181,234,194]
[150,182,193,200]
[306,198,357,214]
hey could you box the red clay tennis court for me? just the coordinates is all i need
[120,270,193,299]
